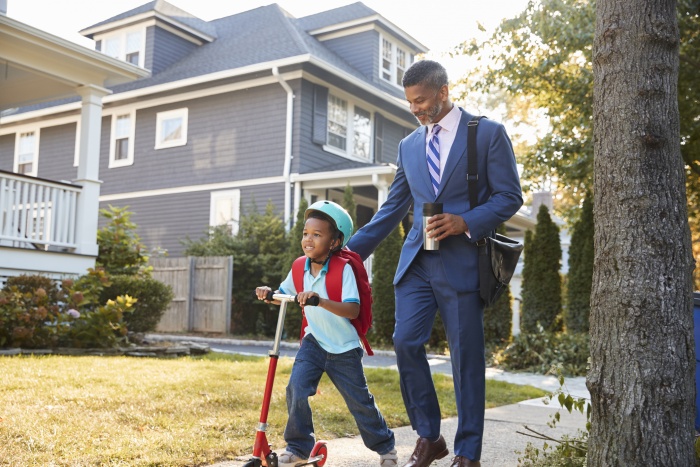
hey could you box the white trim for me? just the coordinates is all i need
[379,33,412,89]
[154,108,188,149]
[314,24,374,42]
[81,10,215,43]
[13,127,40,176]
[154,19,206,46]
[0,115,81,135]
[108,110,136,168]
[95,23,147,69]
[1,55,413,125]
[99,175,286,201]
[210,189,241,235]
[307,14,428,53]
[73,119,81,167]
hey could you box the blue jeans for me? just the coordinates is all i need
[284,334,395,458]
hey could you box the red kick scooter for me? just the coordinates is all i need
[242,291,328,467]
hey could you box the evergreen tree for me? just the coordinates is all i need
[181,200,286,337]
[520,204,562,333]
[96,205,149,276]
[281,198,308,339]
[483,224,513,345]
[371,223,404,345]
[342,184,358,233]
[566,193,593,332]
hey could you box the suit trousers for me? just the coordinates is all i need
[394,249,486,461]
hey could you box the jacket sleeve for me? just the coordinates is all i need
[462,123,523,241]
[346,141,413,261]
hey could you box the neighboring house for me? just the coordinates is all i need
[0,5,148,283]
[0,0,545,315]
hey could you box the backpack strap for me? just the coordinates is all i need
[467,116,485,211]
[291,256,307,342]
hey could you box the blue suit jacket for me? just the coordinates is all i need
[346,108,523,293]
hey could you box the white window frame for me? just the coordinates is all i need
[324,92,373,162]
[109,110,136,168]
[154,108,188,149]
[210,189,241,236]
[96,25,147,68]
[379,34,412,89]
[13,127,40,177]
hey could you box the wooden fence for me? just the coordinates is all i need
[150,256,233,334]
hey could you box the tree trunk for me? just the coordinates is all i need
[590,1,695,465]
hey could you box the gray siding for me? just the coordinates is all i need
[99,84,288,195]
[36,123,78,182]
[99,183,286,258]
[147,26,199,74]
[0,134,15,172]
[381,118,415,164]
[322,31,377,82]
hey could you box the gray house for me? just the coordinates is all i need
[1,1,429,263]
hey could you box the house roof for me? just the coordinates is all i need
[7,1,423,117]
[80,0,217,41]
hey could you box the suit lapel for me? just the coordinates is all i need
[436,109,471,198]
[410,126,434,196]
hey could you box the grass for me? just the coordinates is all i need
[0,352,547,466]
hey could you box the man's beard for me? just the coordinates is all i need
[414,101,443,125]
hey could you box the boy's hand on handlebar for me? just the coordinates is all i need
[256,286,273,302]
[296,291,320,307]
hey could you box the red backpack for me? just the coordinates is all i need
[291,249,374,356]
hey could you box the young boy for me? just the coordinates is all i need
[256,200,397,467]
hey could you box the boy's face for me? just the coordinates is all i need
[302,217,338,262]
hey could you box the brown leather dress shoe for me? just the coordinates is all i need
[402,434,449,467]
[449,456,481,467]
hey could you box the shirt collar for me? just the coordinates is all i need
[304,257,330,274]
[428,104,460,135]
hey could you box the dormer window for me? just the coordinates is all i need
[98,26,146,68]
[381,36,412,88]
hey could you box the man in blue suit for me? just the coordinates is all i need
[346,60,522,467]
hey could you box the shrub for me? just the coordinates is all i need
[484,286,513,346]
[97,205,150,276]
[100,275,173,333]
[521,205,563,333]
[281,198,308,340]
[493,326,589,376]
[566,193,593,333]
[371,223,404,346]
[0,270,135,349]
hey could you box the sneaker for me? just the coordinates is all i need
[278,450,307,467]
[380,448,398,466]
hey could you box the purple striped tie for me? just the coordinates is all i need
[427,124,442,195]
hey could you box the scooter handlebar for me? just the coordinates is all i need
[260,290,320,306]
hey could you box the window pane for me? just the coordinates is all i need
[126,52,139,66]
[18,132,35,163]
[104,37,120,58]
[115,138,129,160]
[382,39,392,80]
[18,163,32,174]
[115,115,131,138]
[396,49,406,86]
[353,107,371,159]
[126,31,141,53]
[161,117,183,142]
[327,95,348,150]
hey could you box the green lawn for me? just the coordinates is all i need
[0,353,546,466]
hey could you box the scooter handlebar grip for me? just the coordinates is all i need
[297,295,320,306]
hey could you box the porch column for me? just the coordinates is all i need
[372,173,389,208]
[73,84,111,257]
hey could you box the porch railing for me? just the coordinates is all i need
[0,171,81,251]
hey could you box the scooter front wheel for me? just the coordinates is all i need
[308,441,328,466]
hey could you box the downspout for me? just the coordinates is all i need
[272,66,294,230]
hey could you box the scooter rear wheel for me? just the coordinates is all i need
[308,441,328,466]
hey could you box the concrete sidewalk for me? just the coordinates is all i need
[152,334,589,467]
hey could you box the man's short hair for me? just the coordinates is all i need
[402,60,448,91]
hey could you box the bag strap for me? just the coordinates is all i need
[467,116,485,210]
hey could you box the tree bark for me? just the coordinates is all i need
[590,1,695,465]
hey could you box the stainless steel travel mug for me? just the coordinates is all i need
[423,203,443,250]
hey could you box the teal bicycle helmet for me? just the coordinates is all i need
[305,200,354,249]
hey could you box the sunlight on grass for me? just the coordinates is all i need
[0,353,546,465]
